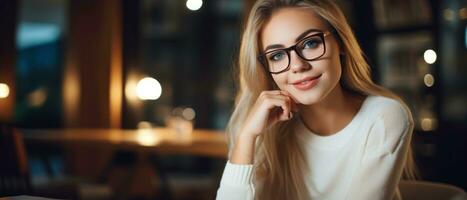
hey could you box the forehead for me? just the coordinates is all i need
[261,7,327,48]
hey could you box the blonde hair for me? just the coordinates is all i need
[226,0,417,199]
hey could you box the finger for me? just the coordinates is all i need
[290,97,299,112]
[260,90,283,97]
[264,98,291,121]
[265,94,289,101]
[278,101,292,121]
[270,95,298,116]
[265,91,295,101]
[269,107,292,124]
[279,90,290,96]
[265,96,293,115]
[267,93,298,113]
[280,90,299,112]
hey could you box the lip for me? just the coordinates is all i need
[291,74,322,90]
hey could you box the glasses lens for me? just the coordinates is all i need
[262,33,326,73]
[265,50,288,73]
[299,35,325,60]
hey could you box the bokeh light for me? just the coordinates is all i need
[186,0,202,11]
[423,49,437,64]
[424,74,435,87]
[136,77,162,100]
[0,83,9,98]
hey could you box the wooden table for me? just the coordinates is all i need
[21,128,229,199]
[21,128,228,159]
[0,196,56,200]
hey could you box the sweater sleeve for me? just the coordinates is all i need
[216,161,255,200]
[346,102,414,200]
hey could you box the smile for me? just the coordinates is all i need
[292,74,322,90]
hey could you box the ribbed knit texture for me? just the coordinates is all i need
[220,161,254,186]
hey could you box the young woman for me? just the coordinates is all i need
[216,0,417,199]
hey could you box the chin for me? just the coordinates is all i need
[290,90,325,105]
[295,95,322,105]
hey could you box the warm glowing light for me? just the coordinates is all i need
[182,107,196,120]
[421,118,437,131]
[136,77,162,100]
[137,121,153,129]
[423,49,437,64]
[136,129,160,146]
[424,74,435,87]
[443,9,455,21]
[186,0,202,11]
[173,119,193,140]
[0,83,9,98]
[172,107,183,116]
[460,8,467,20]
[28,87,47,107]
[125,79,138,101]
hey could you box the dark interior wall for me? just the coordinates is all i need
[0,0,17,123]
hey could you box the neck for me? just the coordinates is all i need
[298,84,363,136]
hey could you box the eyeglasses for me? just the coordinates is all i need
[258,31,333,74]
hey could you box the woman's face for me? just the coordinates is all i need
[260,7,342,105]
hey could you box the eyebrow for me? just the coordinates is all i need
[263,28,323,52]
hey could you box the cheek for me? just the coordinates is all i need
[331,59,342,77]
[327,51,343,80]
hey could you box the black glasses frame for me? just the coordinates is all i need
[257,31,333,74]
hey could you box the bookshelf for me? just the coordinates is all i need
[349,0,442,180]
[372,0,438,134]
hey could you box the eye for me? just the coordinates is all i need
[303,38,322,49]
[268,51,286,62]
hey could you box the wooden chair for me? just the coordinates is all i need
[0,124,80,199]
[400,180,467,200]
[0,123,32,196]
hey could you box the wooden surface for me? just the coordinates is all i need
[21,128,228,159]
[64,0,123,128]
[0,196,56,200]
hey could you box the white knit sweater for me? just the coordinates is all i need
[216,96,414,200]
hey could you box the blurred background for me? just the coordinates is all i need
[0,0,466,199]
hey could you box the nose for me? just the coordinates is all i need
[289,50,311,73]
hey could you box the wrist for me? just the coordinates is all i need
[231,131,257,164]
[237,128,259,141]
[238,132,257,141]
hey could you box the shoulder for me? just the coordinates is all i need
[364,95,413,127]
[362,96,414,153]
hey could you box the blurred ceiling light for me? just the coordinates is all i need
[424,74,435,87]
[0,83,10,98]
[186,0,202,11]
[423,49,437,64]
[182,107,196,121]
[443,9,455,21]
[136,77,162,100]
[28,87,47,107]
